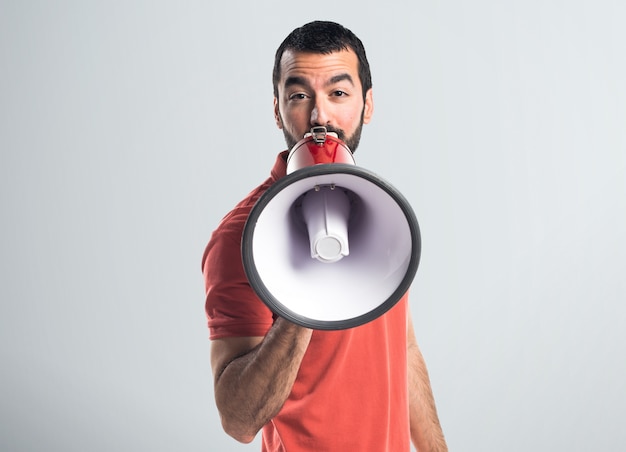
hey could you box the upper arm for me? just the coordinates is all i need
[210,336,264,383]
[406,308,448,451]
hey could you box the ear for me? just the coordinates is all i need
[362,88,374,124]
[273,97,283,129]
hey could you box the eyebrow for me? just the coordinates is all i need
[284,76,309,89]
[283,73,355,89]
[328,73,354,86]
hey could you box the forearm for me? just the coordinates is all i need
[214,318,312,442]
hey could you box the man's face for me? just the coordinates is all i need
[274,49,374,152]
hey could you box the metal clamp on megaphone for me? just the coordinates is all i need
[242,127,421,330]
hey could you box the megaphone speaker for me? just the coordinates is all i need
[242,127,421,330]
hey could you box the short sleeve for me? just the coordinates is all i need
[202,214,274,340]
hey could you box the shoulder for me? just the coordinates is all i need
[203,172,276,254]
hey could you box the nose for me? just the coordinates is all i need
[310,99,329,126]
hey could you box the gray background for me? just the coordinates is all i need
[1,1,625,451]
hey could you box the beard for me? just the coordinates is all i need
[280,109,365,154]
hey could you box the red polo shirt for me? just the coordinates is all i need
[203,151,411,451]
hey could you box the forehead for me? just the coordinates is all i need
[278,49,361,86]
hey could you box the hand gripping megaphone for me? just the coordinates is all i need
[241,127,421,330]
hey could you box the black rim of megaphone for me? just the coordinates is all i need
[241,163,421,330]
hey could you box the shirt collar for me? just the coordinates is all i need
[270,150,289,181]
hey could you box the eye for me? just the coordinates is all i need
[332,90,348,97]
[289,93,309,101]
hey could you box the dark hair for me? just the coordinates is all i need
[272,21,372,100]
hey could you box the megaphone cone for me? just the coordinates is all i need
[242,127,421,330]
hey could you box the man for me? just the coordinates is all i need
[202,21,447,451]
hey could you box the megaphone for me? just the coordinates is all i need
[242,126,421,330]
